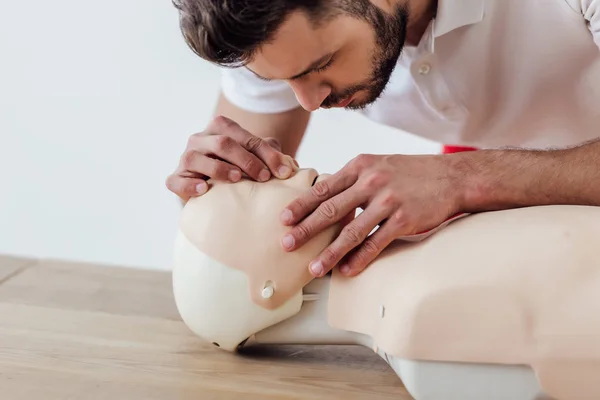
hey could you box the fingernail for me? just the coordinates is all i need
[281,234,294,250]
[339,264,350,275]
[310,260,323,276]
[196,182,208,195]
[278,165,291,178]
[229,170,241,182]
[258,169,270,182]
[280,209,293,223]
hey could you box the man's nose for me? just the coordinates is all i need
[289,81,331,112]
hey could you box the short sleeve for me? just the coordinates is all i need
[565,0,600,48]
[584,0,600,48]
[220,66,300,114]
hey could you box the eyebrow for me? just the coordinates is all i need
[248,53,333,82]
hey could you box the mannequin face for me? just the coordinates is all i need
[178,168,342,310]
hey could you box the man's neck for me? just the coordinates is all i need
[405,0,438,46]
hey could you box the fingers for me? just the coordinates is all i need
[180,149,244,182]
[168,150,245,201]
[280,170,359,226]
[281,182,366,254]
[339,209,413,276]
[166,115,298,200]
[209,116,295,179]
[306,203,391,277]
[264,137,300,169]
[165,174,209,202]
[193,134,271,182]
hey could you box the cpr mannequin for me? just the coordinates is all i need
[171,166,600,400]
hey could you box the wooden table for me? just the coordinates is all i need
[0,255,409,399]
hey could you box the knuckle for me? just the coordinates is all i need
[321,247,339,265]
[342,225,363,246]
[354,153,374,168]
[380,191,399,208]
[361,238,380,256]
[164,174,177,191]
[206,162,221,178]
[186,132,202,146]
[290,198,308,215]
[241,157,259,174]
[391,209,407,224]
[390,209,413,231]
[265,137,281,150]
[180,150,196,169]
[214,135,234,151]
[311,181,331,199]
[317,201,338,221]
[363,171,390,190]
[244,135,264,152]
[294,224,311,241]
[265,153,280,167]
[211,115,235,131]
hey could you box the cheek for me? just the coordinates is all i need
[323,40,377,89]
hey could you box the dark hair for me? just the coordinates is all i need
[172,0,369,67]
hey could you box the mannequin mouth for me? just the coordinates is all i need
[311,175,318,186]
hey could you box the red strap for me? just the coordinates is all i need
[442,145,478,154]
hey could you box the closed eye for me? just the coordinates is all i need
[312,56,334,74]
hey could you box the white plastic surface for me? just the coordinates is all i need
[171,229,303,351]
[173,233,552,399]
[382,353,548,400]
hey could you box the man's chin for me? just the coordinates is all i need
[353,84,390,109]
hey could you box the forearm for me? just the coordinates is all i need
[213,92,310,157]
[457,138,600,211]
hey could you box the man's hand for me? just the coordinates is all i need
[279,153,466,277]
[166,115,297,201]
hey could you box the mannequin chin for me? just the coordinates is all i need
[171,167,600,400]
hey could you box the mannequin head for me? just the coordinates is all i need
[172,168,343,351]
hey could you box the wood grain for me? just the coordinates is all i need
[0,258,180,320]
[0,255,36,284]
[0,256,410,399]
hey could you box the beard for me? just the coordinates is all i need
[321,3,409,110]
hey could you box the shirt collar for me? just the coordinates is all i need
[433,0,486,37]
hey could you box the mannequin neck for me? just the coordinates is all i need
[249,275,373,348]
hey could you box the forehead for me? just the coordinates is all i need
[247,10,351,79]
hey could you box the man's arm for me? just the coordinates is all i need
[459,138,600,211]
[463,1,600,211]
[213,92,310,158]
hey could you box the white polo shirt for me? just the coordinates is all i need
[220,0,600,149]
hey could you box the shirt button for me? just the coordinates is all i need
[418,63,431,75]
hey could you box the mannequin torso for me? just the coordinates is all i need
[171,169,600,400]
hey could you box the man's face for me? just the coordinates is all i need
[246,2,409,111]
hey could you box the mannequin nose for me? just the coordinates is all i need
[290,81,331,111]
